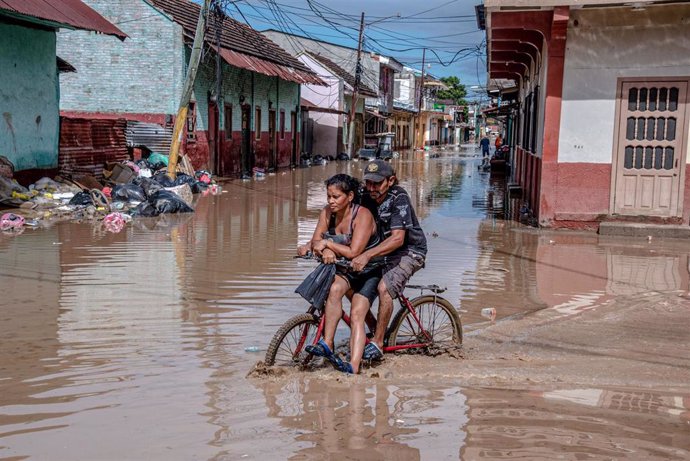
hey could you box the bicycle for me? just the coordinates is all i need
[264,256,463,368]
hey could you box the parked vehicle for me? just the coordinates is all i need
[356,132,395,161]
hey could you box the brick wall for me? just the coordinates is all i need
[57,0,184,116]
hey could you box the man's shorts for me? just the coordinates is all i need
[337,267,382,306]
[382,251,425,299]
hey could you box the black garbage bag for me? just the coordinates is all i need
[191,181,209,193]
[171,173,208,194]
[295,263,337,311]
[69,191,93,206]
[132,176,163,198]
[152,172,176,187]
[111,184,146,202]
[131,190,194,217]
[173,173,195,187]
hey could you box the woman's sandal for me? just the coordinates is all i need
[333,357,354,374]
[305,339,333,357]
[305,339,342,369]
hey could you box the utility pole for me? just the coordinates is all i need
[415,48,426,150]
[167,0,212,179]
[347,12,365,159]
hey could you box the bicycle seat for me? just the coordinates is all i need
[406,284,446,294]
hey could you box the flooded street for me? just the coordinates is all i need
[1,148,689,460]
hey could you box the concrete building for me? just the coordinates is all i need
[57,0,322,177]
[479,0,690,229]
[0,0,125,184]
[297,51,376,157]
[262,30,402,154]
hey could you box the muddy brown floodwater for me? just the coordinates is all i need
[1,147,689,460]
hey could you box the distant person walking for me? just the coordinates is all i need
[480,136,490,157]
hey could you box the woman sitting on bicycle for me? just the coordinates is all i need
[297,174,380,374]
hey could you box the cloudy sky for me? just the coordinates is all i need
[224,0,487,87]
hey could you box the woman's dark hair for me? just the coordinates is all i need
[325,174,361,201]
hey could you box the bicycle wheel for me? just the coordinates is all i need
[265,313,320,367]
[385,295,462,349]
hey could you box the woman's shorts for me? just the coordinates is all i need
[337,267,382,306]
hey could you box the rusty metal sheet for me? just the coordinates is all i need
[0,0,126,39]
[59,117,129,180]
[219,48,325,86]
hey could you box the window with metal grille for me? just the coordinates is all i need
[623,85,679,170]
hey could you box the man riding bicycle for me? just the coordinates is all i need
[352,160,427,361]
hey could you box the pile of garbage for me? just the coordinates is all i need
[0,155,221,235]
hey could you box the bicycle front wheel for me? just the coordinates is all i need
[385,295,462,349]
[265,313,320,367]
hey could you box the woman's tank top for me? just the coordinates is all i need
[322,204,379,250]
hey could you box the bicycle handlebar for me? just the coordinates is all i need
[294,253,351,268]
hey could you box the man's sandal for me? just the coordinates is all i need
[362,342,383,361]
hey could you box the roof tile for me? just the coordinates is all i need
[148,0,315,76]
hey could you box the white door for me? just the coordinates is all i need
[612,80,687,216]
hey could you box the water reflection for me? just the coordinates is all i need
[1,150,689,459]
[255,378,468,460]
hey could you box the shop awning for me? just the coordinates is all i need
[365,108,387,119]
[300,97,345,114]
[482,102,518,116]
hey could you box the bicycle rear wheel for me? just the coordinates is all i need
[265,313,320,367]
[385,295,462,349]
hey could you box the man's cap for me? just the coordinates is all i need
[363,159,395,182]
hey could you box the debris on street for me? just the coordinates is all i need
[0,155,221,235]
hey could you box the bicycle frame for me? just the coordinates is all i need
[307,293,431,353]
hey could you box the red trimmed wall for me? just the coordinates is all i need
[60,111,168,125]
[552,163,611,229]
[518,160,690,229]
[189,130,296,177]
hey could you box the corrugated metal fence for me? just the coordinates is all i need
[125,121,172,153]
[59,117,128,179]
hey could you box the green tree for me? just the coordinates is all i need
[436,76,467,105]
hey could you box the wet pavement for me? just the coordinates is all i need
[1,146,689,460]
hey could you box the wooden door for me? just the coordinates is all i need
[268,110,276,170]
[291,111,297,166]
[241,104,252,174]
[612,80,688,216]
[207,98,219,175]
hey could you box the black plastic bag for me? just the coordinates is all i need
[173,173,195,187]
[133,176,163,198]
[69,191,93,206]
[295,263,336,311]
[112,184,146,202]
[131,190,194,217]
[152,172,176,187]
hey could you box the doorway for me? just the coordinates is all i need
[207,98,219,175]
[268,110,277,170]
[241,104,252,175]
[291,111,297,166]
[612,79,688,217]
